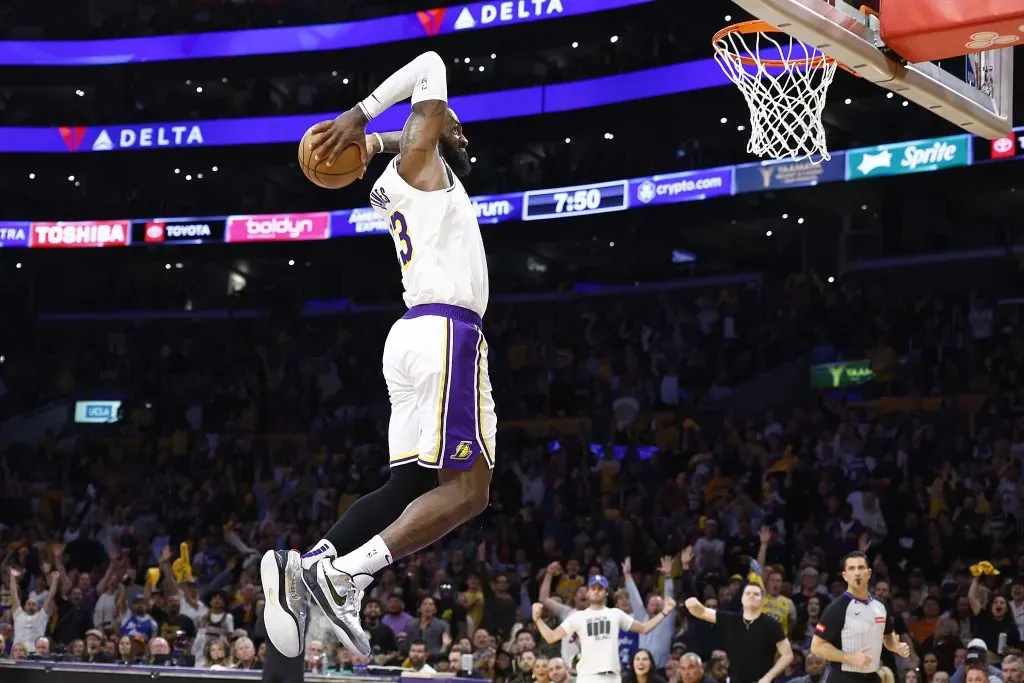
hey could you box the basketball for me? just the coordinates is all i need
[297,124,364,190]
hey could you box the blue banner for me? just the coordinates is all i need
[734,153,847,193]
[0,0,653,66]
[0,61,729,154]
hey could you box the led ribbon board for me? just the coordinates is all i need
[0,0,654,66]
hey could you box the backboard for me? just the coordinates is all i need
[728,0,1014,139]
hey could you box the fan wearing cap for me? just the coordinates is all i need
[949,640,1003,683]
[532,575,676,683]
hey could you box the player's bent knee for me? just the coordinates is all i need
[439,458,491,521]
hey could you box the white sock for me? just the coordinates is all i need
[330,535,392,590]
[300,539,337,570]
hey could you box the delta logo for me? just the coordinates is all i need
[416,7,448,35]
[450,0,565,32]
[57,125,205,151]
[30,220,130,248]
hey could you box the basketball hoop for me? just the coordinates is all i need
[713,20,843,163]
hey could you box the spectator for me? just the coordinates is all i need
[120,595,159,641]
[406,639,437,674]
[548,657,570,683]
[382,591,415,638]
[147,636,171,665]
[201,638,232,668]
[626,552,680,667]
[10,568,57,652]
[362,599,401,665]
[83,629,113,663]
[968,577,1022,657]
[33,636,51,658]
[626,649,667,683]
[405,596,450,657]
[232,636,260,670]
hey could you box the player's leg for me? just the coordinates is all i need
[259,318,435,657]
[260,638,305,683]
[305,309,497,653]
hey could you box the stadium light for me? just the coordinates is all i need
[828,276,835,283]
[766,230,773,237]
[28,173,35,180]
[343,78,349,85]
[565,138,571,144]
[571,41,579,48]
[610,35,619,43]
[68,175,74,182]
[470,156,477,163]
[212,166,218,172]
[797,217,805,224]
[720,117,728,124]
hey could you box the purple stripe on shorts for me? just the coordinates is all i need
[440,318,485,471]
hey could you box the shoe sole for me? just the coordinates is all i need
[260,551,303,658]
[301,564,370,657]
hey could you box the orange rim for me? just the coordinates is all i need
[713,20,839,70]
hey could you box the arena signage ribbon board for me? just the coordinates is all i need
[734,153,847,193]
[809,360,875,389]
[29,220,131,248]
[132,219,227,245]
[0,62,733,153]
[73,400,123,424]
[845,134,972,180]
[0,0,653,66]
[0,221,31,248]
[4,132,1014,249]
[225,212,332,243]
[630,168,735,206]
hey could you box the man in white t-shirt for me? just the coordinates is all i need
[533,575,676,683]
[10,568,59,653]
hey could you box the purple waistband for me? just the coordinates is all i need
[403,303,482,328]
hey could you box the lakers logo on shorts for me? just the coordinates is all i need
[450,440,474,461]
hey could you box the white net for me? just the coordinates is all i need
[714,26,839,163]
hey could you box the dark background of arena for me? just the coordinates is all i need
[2,4,1024,683]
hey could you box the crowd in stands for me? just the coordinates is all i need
[2,272,1024,683]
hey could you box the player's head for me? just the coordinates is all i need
[841,551,871,589]
[586,575,609,605]
[439,108,472,177]
[741,582,765,610]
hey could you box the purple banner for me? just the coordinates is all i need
[629,167,735,207]
[0,220,31,248]
[0,0,653,67]
[0,61,728,154]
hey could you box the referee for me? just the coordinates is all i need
[811,551,910,683]
[684,581,793,683]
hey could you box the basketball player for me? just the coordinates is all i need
[260,50,493,660]
[811,552,910,683]
[532,576,677,683]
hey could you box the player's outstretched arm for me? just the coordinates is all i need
[308,51,447,174]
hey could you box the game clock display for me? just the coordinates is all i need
[522,180,630,221]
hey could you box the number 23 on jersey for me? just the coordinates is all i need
[389,211,413,268]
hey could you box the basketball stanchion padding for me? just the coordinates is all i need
[713,20,846,164]
[879,0,1024,63]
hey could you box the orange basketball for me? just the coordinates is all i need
[297,124,364,190]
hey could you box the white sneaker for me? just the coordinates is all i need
[302,559,371,656]
[260,550,308,658]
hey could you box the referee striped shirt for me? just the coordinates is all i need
[814,592,893,681]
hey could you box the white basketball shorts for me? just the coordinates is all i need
[382,303,497,471]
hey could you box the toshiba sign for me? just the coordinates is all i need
[30,220,130,248]
[225,212,331,243]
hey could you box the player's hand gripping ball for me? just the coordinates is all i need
[298,112,368,189]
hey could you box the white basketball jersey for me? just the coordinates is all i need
[369,157,489,318]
